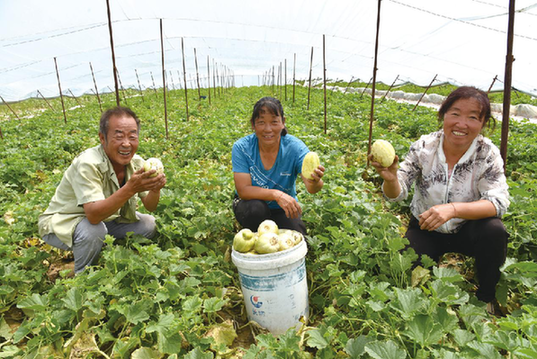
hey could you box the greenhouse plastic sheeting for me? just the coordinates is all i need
[1,0,536,102]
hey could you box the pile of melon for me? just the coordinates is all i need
[233,220,304,254]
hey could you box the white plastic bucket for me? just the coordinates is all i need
[231,239,309,335]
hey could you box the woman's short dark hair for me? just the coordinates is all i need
[438,86,496,133]
[250,97,288,136]
[99,106,140,140]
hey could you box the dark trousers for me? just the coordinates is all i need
[233,197,307,235]
[405,216,508,302]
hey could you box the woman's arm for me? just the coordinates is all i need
[418,199,496,231]
[234,172,302,218]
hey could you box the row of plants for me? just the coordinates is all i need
[1,85,536,357]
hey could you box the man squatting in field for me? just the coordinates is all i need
[38,106,166,274]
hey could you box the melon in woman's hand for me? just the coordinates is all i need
[302,152,321,180]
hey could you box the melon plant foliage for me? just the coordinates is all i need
[0,85,537,357]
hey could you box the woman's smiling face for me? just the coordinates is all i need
[443,97,485,152]
[253,106,285,146]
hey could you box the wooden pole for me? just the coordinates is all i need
[207,55,211,105]
[307,46,313,110]
[293,53,296,104]
[105,0,120,106]
[135,69,145,102]
[412,74,437,111]
[37,90,55,111]
[160,19,169,138]
[89,62,103,112]
[0,95,21,121]
[194,48,202,100]
[380,74,399,103]
[181,37,189,120]
[500,0,516,168]
[366,0,382,166]
[53,57,67,123]
[67,89,83,108]
[323,34,327,134]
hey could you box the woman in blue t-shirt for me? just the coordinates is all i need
[231,97,325,235]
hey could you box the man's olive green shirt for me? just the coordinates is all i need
[38,145,148,247]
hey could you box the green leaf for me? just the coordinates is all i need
[184,347,214,359]
[402,314,444,348]
[158,332,184,354]
[203,297,226,313]
[345,336,373,358]
[62,287,85,312]
[16,293,48,312]
[131,347,163,359]
[307,328,330,349]
[365,340,407,359]
[147,313,175,334]
[390,287,426,319]
[125,301,150,324]
[466,341,503,359]
[183,296,203,313]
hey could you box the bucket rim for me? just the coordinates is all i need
[231,239,307,270]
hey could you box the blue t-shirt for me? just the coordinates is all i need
[232,133,310,209]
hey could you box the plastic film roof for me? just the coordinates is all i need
[1,0,536,102]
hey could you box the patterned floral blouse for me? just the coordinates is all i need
[384,130,510,234]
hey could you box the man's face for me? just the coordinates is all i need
[99,114,139,170]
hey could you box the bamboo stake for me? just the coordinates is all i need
[181,37,189,120]
[380,74,399,103]
[150,72,158,95]
[216,64,220,97]
[207,55,211,105]
[307,47,313,110]
[135,69,145,102]
[278,62,282,99]
[284,59,287,101]
[360,77,372,99]
[67,89,83,108]
[168,70,175,90]
[0,95,21,121]
[194,48,201,100]
[500,0,516,168]
[54,57,67,123]
[37,90,55,111]
[323,34,327,134]
[412,74,437,112]
[105,0,120,106]
[117,71,128,105]
[177,70,182,90]
[487,75,498,94]
[160,19,168,138]
[213,59,217,98]
[293,53,296,104]
[89,62,103,112]
[343,76,355,94]
[367,0,382,167]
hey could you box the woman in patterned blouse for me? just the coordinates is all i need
[369,86,509,315]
